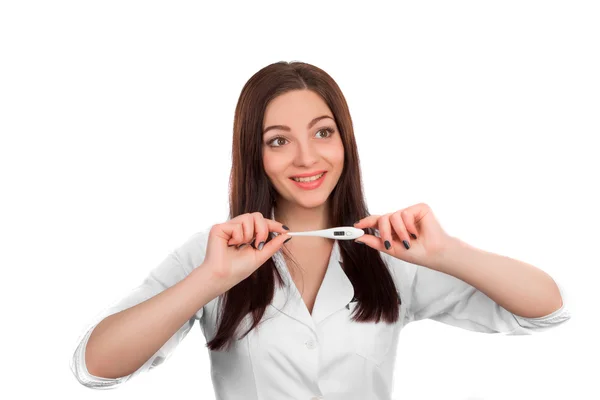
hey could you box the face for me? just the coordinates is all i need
[262,89,344,209]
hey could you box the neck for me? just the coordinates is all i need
[274,198,332,233]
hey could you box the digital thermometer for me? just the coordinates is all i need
[284,226,365,240]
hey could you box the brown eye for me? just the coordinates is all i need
[317,127,335,138]
[267,137,288,147]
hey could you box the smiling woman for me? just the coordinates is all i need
[223,64,400,350]
[70,60,570,400]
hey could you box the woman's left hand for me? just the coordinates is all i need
[353,203,456,270]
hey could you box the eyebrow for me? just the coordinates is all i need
[263,115,334,136]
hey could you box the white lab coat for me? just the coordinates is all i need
[70,210,571,399]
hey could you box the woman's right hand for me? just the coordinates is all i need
[203,212,291,290]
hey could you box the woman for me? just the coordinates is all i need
[70,61,570,399]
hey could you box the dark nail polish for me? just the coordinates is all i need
[410,233,417,240]
[384,240,391,250]
[282,225,289,230]
[238,243,247,249]
[403,240,410,250]
[284,237,292,244]
[258,241,265,250]
[355,241,364,245]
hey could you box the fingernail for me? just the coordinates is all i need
[284,237,292,244]
[355,241,364,245]
[282,225,289,230]
[258,241,265,250]
[238,243,247,249]
[410,233,417,240]
[384,240,391,250]
[403,240,410,250]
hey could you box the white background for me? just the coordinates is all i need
[1,1,597,399]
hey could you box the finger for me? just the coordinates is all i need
[354,214,383,239]
[354,233,385,252]
[353,214,380,229]
[234,214,256,248]
[265,217,290,235]
[217,222,244,246]
[247,211,283,249]
[238,215,289,250]
[252,212,269,250]
[231,212,288,236]
[404,203,432,238]
[378,213,394,250]
[390,211,411,249]
[245,212,268,249]
[257,231,291,261]
[400,209,419,240]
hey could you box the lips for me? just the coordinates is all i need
[289,170,327,179]
[289,171,327,189]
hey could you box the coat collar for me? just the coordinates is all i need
[268,206,355,333]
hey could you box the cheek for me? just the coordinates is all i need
[330,136,345,164]
[337,148,345,165]
[263,153,286,177]
[328,145,344,168]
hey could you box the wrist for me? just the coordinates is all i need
[431,236,465,272]
[189,263,229,300]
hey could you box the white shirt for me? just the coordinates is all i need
[70,215,570,399]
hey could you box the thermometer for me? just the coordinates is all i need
[284,226,365,240]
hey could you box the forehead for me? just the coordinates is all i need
[263,90,332,126]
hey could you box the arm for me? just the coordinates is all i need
[395,238,570,334]
[70,228,221,389]
[433,237,564,318]
[85,263,224,380]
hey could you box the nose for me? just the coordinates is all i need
[293,138,320,166]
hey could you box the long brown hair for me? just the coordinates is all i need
[206,61,401,352]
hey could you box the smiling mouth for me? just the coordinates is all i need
[290,172,326,182]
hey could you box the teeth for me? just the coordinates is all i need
[292,172,324,182]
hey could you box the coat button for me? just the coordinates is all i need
[305,339,316,349]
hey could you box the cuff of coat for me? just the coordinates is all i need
[70,322,133,389]
[510,278,571,330]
